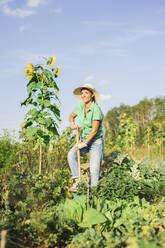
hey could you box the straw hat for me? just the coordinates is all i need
[73,83,100,103]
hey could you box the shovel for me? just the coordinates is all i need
[73,127,81,199]
[76,127,81,181]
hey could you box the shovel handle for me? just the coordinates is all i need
[76,127,81,181]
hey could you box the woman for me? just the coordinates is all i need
[67,83,104,192]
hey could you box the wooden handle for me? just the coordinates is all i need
[76,127,81,181]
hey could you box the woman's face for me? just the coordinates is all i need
[81,88,94,104]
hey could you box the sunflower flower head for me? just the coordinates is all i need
[122,113,127,118]
[46,56,56,68]
[25,62,33,79]
[28,63,33,72]
[55,65,61,77]
[49,56,56,68]
[154,122,159,127]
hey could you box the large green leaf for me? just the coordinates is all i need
[47,126,59,136]
[138,240,159,248]
[79,208,106,228]
[59,195,86,223]
[36,98,43,105]
[27,81,42,94]
[45,117,52,127]
[27,108,39,118]
[49,105,60,122]
[26,126,38,138]
[20,94,32,106]
[35,129,50,144]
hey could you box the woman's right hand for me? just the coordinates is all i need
[70,122,78,130]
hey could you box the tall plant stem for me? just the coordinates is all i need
[39,83,44,175]
[39,143,42,174]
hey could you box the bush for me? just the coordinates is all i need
[0,131,19,173]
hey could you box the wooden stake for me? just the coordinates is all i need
[76,128,81,181]
[0,230,7,248]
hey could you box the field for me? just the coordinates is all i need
[0,128,165,248]
[0,58,165,247]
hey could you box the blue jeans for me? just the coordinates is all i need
[67,136,104,187]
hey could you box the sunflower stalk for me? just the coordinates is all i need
[21,56,61,174]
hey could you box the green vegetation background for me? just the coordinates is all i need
[0,96,165,248]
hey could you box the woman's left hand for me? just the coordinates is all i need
[75,142,87,150]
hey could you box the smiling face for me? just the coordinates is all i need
[81,88,94,104]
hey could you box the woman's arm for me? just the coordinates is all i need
[69,112,78,129]
[69,112,77,122]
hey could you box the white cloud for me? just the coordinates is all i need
[3,5,33,17]
[100,94,112,101]
[19,25,25,32]
[0,0,14,6]
[19,24,31,32]
[49,8,62,14]
[0,0,49,17]
[26,0,48,8]
[84,75,95,83]
[75,25,165,58]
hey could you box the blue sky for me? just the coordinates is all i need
[0,0,165,135]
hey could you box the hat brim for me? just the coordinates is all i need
[73,86,100,103]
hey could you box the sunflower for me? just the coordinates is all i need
[122,113,127,118]
[154,122,159,127]
[49,56,56,68]
[25,62,33,79]
[55,65,61,77]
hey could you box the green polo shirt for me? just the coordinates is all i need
[73,102,104,139]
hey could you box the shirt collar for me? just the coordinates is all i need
[83,101,95,111]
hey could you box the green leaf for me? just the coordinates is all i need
[79,208,106,228]
[27,108,39,117]
[26,126,38,138]
[59,195,86,223]
[38,118,46,125]
[21,94,32,106]
[27,81,42,94]
[48,126,59,136]
[43,135,50,144]
[44,99,51,108]
[24,120,33,128]
[52,81,59,91]
[138,240,159,248]
[36,98,43,105]
[49,105,60,117]
[45,118,52,127]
